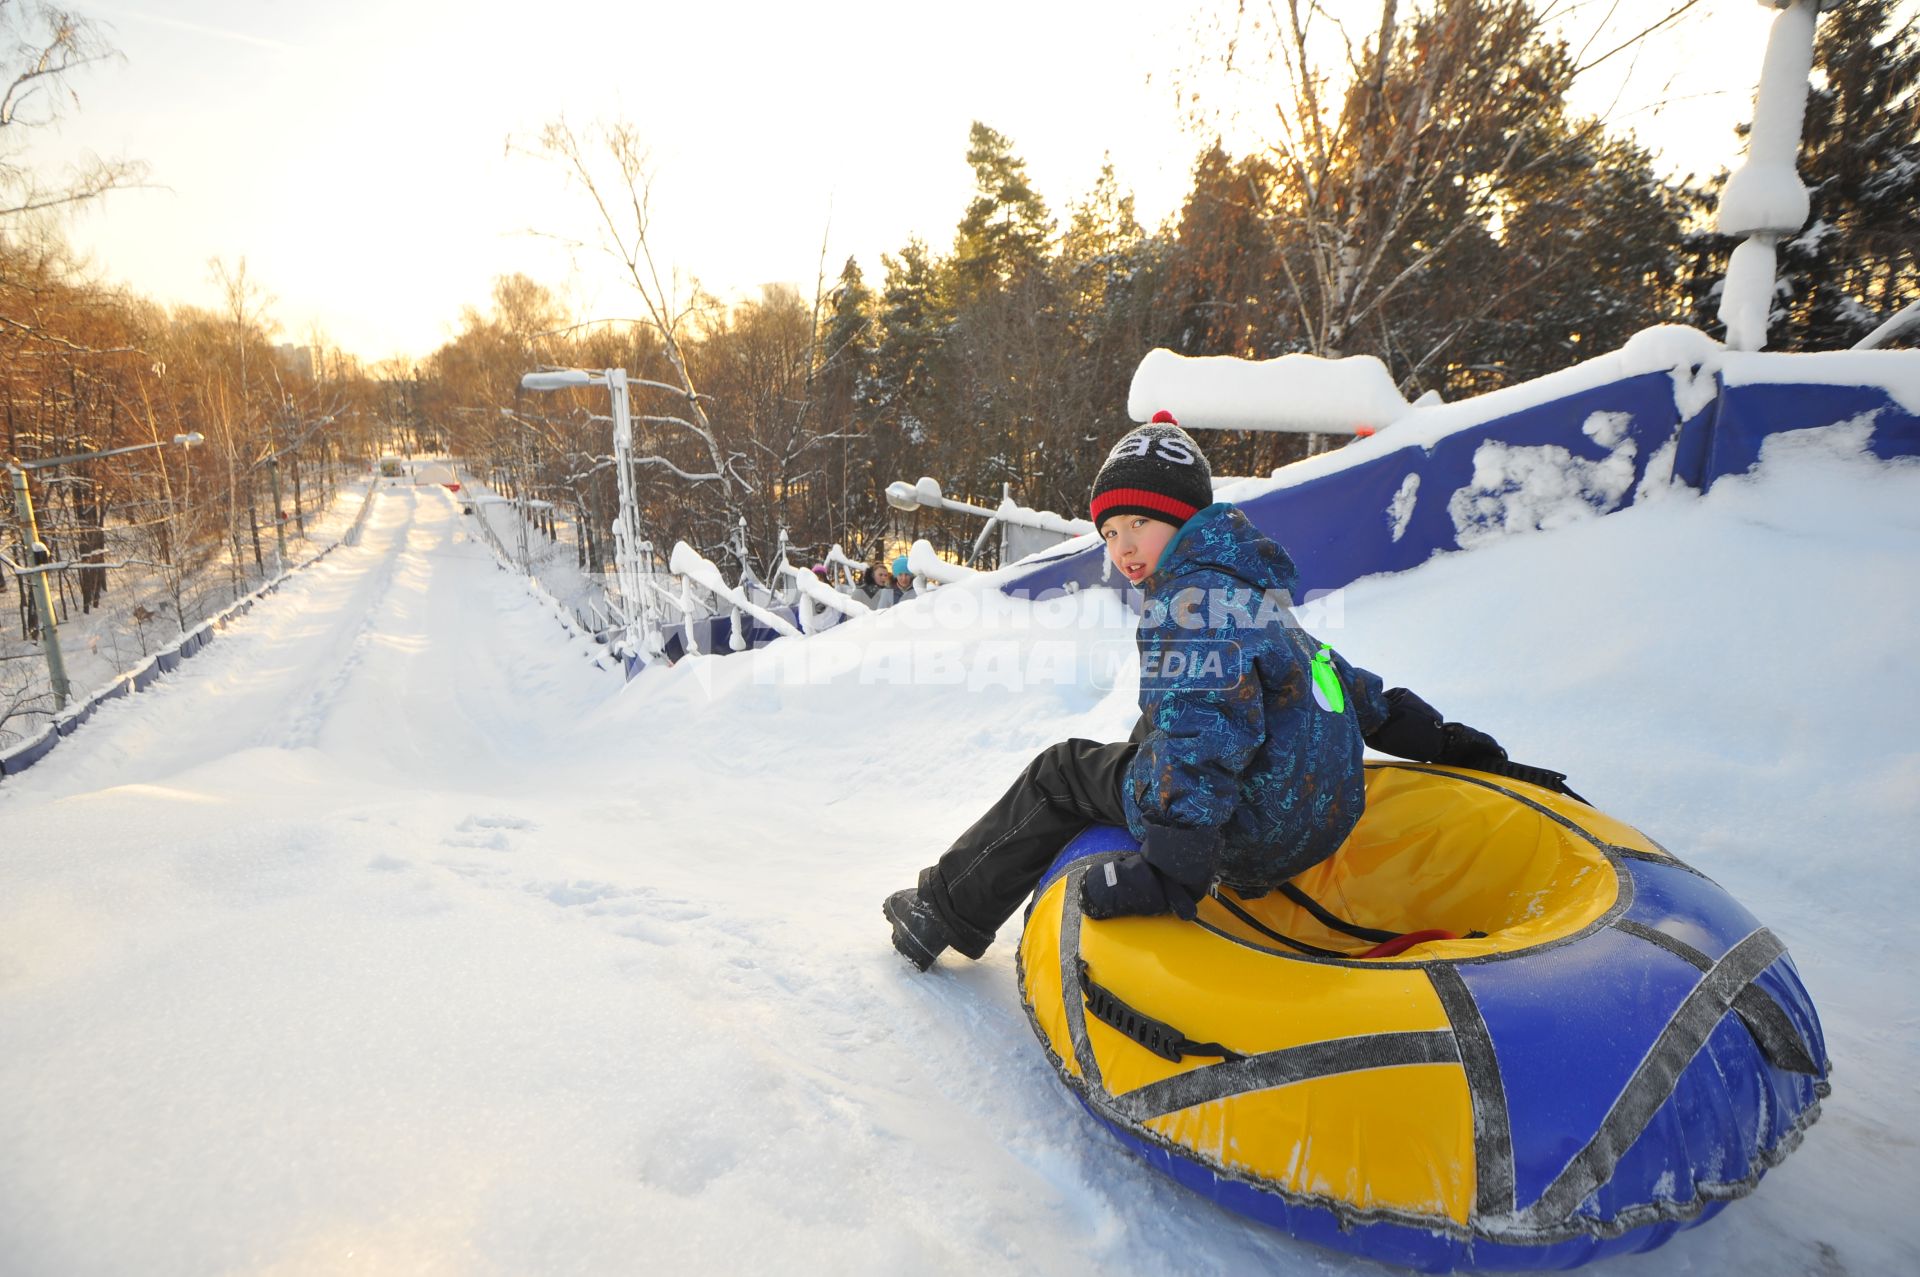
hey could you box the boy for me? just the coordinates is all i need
[883,415,1507,970]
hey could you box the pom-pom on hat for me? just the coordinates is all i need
[1089,410,1214,529]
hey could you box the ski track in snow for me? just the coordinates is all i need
[272,496,419,754]
[2,448,1918,1276]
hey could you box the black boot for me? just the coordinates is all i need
[883,887,951,971]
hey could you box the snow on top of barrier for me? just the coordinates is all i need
[1193,326,1717,503]
[1200,325,1920,510]
[1023,325,1920,584]
[668,542,802,639]
[1126,348,1412,434]
[1720,348,1920,415]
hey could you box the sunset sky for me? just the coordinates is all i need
[31,1,1798,364]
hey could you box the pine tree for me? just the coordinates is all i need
[871,240,949,448]
[816,256,877,547]
[1162,144,1286,358]
[1060,158,1144,318]
[1045,162,1163,519]
[952,122,1055,302]
[1414,124,1697,395]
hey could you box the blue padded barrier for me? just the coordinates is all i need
[1004,369,1685,601]
[1706,379,1919,482]
[1000,371,1920,605]
[54,702,95,736]
[0,727,58,775]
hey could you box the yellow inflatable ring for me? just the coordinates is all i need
[1016,763,1829,1271]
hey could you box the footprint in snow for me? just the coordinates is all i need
[535,879,635,908]
[461,814,537,831]
[440,813,533,850]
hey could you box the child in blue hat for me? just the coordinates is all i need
[883,414,1507,969]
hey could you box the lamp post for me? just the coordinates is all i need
[6,432,204,710]
[885,475,1094,566]
[520,367,649,653]
[1716,0,1840,351]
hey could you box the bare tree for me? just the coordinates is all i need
[0,1,146,222]
[530,121,753,558]
[1182,0,1702,376]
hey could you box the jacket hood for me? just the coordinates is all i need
[1148,502,1300,599]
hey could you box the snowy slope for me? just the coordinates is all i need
[1,432,1916,1276]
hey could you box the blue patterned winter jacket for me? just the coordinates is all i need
[1121,502,1391,895]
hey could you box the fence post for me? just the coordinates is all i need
[7,463,71,709]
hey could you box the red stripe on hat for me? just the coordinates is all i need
[1091,487,1201,525]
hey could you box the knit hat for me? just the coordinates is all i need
[1089,411,1213,528]
[891,554,911,576]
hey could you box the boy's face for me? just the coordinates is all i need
[1100,514,1180,585]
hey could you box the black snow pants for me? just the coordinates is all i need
[919,723,1144,959]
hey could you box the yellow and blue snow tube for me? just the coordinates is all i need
[1016,763,1829,1272]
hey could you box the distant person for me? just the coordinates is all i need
[892,554,915,595]
[860,564,898,609]
[881,414,1510,970]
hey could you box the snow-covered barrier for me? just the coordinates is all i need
[581,329,1916,672]
[1007,329,1920,600]
[644,601,803,672]
[1679,349,1920,483]
[0,544,344,783]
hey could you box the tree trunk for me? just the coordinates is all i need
[246,484,263,572]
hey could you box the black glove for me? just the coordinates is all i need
[1437,721,1508,771]
[1081,853,1202,921]
[1366,687,1448,761]
[1367,688,1507,770]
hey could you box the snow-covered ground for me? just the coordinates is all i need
[2,431,1916,1276]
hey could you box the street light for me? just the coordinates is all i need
[519,367,649,655]
[5,432,203,710]
[885,474,1093,565]
[520,370,594,392]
